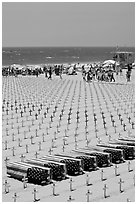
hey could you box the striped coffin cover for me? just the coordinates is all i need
[111,140,135,146]
[99,143,135,160]
[94,145,125,163]
[63,151,98,171]
[74,148,112,167]
[6,162,51,185]
[27,158,66,180]
[43,155,83,176]
[118,138,135,143]
[7,162,28,180]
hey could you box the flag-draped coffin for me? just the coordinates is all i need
[75,149,112,167]
[36,158,67,180]
[95,145,125,163]
[110,140,135,146]
[63,152,97,171]
[43,155,83,176]
[99,143,135,160]
[6,162,51,185]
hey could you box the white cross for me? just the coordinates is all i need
[52,182,59,196]
[32,188,40,202]
[3,180,10,194]
[86,189,92,202]
[12,192,18,202]
[101,169,106,181]
[20,154,25,162]
[118,178,124,193]
[103,184,108,198]
[69,178,75,191]
[22,176,28,189]
[86,174,92,186]
[128,161,133,172]
[67,195,75,202]
[12,147,15,156]
[114,164,120,176]
[5,140,8,150]
[38,142,42,151]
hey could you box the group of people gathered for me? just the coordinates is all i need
[43,64,63,79]
[82,63,133,83]
[82,65,116,82]
[2,64,63,79]
[2,62,133,83]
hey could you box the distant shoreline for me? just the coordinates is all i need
[2,61,101,67]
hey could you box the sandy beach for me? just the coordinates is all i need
[2,67,135,202]
[2,1,135,202]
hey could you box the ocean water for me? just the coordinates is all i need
[2,46,135,66]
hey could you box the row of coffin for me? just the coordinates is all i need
[6,138,135,185]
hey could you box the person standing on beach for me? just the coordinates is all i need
[59,65,63,79]
[43,66,48,78]
[36,69,39,77]
[126,63,132,82]
[87,70,92,82]
[82,65,86,81]
[119,64,123,76]
[48,66,52,79]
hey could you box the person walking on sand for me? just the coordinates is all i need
[109,69,115,82]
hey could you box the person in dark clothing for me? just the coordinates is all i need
[108,70,112,81]
[126,64,132,82]
[82,70,86,81]
[59,66,63,79]
[101,70,106,81]
[43,66,48,77]
[87,71,92,82]
[119,67,123,76]
[48,67,52,79]
[126,71,131,82]
[127,63,132,72]
[36,69,39,77]
[109,70,115,82]
[45,68,48,78]
[55,65,59,76]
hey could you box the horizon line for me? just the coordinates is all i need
[2,45,135,48]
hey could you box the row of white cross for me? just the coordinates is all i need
[3,164,135,202]
[2,73,135,202]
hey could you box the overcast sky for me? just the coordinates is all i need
[2,2,135,47]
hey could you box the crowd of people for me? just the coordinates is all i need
[2,62,133,83]
[82,65,116,82]
[82,63,133,83]
[2,64,63,78]
[2,63,76,78]
[43,65,63,79]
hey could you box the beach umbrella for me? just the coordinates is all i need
[10,64,24,70]
[103,60,119,68]
[102,63,111,68]
[103,60,116,65]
